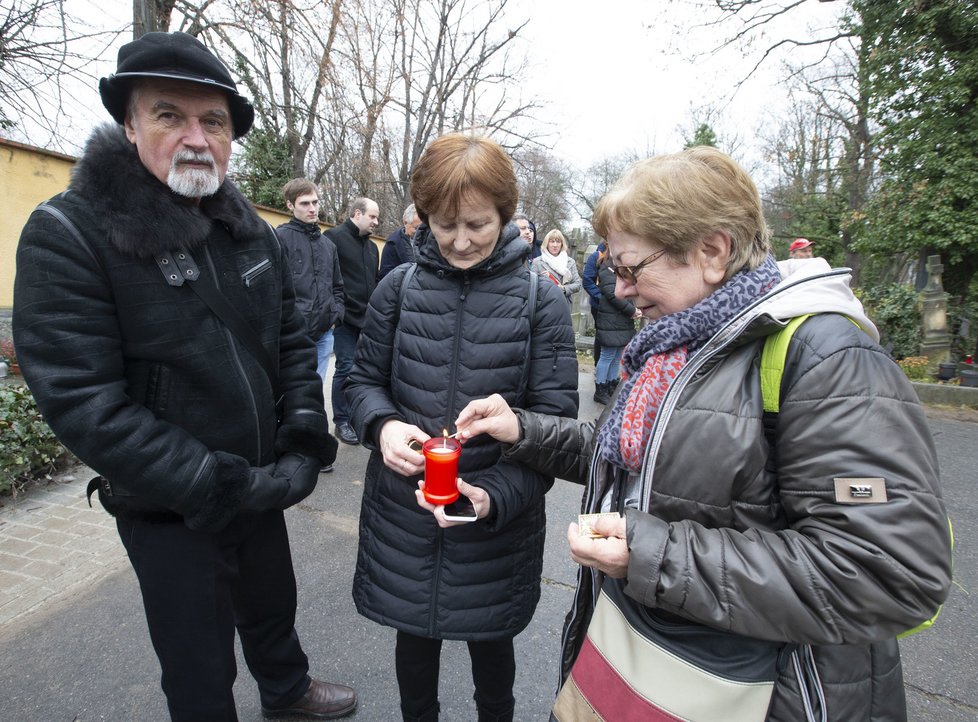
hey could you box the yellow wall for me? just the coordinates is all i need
[0,139,77,310]
[0,136,385,311]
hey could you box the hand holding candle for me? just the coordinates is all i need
[422,434,461,505]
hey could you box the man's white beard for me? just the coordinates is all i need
[168,150,221,198]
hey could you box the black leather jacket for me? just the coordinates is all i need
[13,124,334,531]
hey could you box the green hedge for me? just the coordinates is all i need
[0,384,68,496]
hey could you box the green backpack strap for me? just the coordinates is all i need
[760,313,952,639]
[760,314,813,414]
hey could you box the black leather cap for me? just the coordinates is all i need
[99,32,254,139]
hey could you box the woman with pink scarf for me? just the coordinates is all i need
[451,146,952,721]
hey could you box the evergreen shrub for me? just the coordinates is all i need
[0,384,68,496]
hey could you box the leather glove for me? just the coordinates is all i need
[271,452,321,509]
[240,454,321,512]
[240,461,289,512]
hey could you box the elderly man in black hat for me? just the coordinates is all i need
[13,32,356,721]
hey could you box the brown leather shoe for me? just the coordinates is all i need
[262,678,357,719]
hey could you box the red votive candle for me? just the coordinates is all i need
[422,437,461,505]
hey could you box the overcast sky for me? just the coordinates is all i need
[508,0,848,171]
[38,0,846,179]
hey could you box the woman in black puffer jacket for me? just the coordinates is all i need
[344,133,579,722]
[592,250,638,404]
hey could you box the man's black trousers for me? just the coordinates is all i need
[118,509,311,721]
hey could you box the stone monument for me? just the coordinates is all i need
[919,254,951,365]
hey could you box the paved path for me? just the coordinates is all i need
[1,374,976,721]
[0,469,128,628]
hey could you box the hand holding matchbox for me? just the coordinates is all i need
[578,512,622,538]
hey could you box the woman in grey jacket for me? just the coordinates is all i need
[455,147,952,721]
[344,133,578,722]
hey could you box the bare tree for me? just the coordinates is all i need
[170,0,537,232]
[668,0,872,281]
[134,0,176,37]
[513,146,573,240]
[568,151,642,225]
[0,0,122,144]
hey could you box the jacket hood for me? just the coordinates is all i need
[415,222,528,276]
[70,123,267,259]
[753,257,879,341]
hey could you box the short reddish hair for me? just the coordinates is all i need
[410,133,518,225]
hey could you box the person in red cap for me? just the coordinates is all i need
[13,31,356,721]
[789,237,815,259]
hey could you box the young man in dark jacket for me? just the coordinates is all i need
[13,32,354,721]
[276,178,345,386]
[324,197,380,445]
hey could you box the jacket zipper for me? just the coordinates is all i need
[558,267,857,688]
[427,274,469,636]
[428,527,446,636]
[242,258,272,287]
[202,246,264,457]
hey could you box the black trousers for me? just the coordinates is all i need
[118,509,310,721]
[395,630,516,720]
[590,306,602,362]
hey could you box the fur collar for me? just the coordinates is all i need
[70,123,267,259]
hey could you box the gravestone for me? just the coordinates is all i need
[919,254,951,365]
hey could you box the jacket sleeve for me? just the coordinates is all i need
[474,278,580,528]
[582,252,601,303]
[332,247,345,326]
[524,277,579,416]
[562,259,582,298]
[378,238,399,280]
[624,316,953,645]
[344,267,405,448]
[502,409,596,486]
[599,270,634,316]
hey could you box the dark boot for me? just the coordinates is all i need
[593,382,612,405]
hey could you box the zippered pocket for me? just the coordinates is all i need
[241,258,272,287]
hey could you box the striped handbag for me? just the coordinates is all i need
[552,578,790,722]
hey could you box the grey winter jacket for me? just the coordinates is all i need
[13,124,335,532]
[276,218,345,338]
[345,224,579,640]
[502,262,952,720]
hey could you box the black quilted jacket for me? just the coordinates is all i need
[345,224,579,640]
[13,124,333,531]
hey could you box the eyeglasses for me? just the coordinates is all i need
[607,248,667,284]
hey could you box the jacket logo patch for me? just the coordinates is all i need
[834,477,887,504]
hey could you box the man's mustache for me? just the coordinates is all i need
[172,151,216,169]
